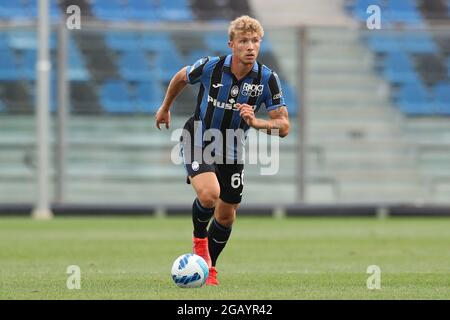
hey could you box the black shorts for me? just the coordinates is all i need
[180,117,244,204]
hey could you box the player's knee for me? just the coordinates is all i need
[197,188,219,208]
[216,213,235,228]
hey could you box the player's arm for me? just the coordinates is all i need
[238,104,290,138]
[155,67,189,130]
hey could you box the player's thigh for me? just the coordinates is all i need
[189,172,221,207]
[214,198,239,227]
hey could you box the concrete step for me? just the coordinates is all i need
[308,77,381,89]
[309,105,397,117]
[309,87,388,100]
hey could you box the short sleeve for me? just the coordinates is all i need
[264,72,286,111]
[186,57,210,84]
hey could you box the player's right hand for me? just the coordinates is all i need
[155,106,171,130]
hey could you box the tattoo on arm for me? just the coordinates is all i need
[267,107,289,133]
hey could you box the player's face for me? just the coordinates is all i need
[229,31,261,65]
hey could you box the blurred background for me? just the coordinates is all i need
[0,0,450,216]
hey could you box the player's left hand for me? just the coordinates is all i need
[237,103,256,127]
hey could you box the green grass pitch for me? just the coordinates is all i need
[0,216,449,299]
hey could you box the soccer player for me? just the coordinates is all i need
[155,15,290,286]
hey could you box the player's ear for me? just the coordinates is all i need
[228,40,233,49]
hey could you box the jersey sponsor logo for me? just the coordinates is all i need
[208,95,246,110]
[273,91,283,100]
[231,85,239,97]
[212,83,224,88]
[241,83,264,97]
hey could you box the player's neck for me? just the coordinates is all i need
[230,56,254,81]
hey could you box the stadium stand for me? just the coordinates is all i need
[347,0,450,116]
[1,0,449,205]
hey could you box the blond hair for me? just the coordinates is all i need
[228,15,264,41]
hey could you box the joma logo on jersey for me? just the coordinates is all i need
[242,83,264,97]
[208,95,238,110]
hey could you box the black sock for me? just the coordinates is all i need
[192,198,214,238]
[208,218,232,267]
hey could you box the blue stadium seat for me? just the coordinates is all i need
[0,49,20,80]
[27,0,61,20]
[20,50,37,80]
[384,0,424,26]
[400,34,437,53]
[105,33,141,52]
[134,81,163,113]
[432,82,450,115]
[0,0,29,20]
[158,0,193,21]
[0,99,5,112]
[205,33,229,53]
[397,83,434,115]
[126,0,159,21]
[366,33,402,53]
[68,42,90,81]
[154,52,184,82]
[118,51,153,82]
[6,30,56,50]
[92,0,128,21]
[141,33,176,53]
[382,52,420,84]
[100,80,137,113]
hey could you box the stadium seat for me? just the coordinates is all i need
[68,42,90,81]
[100,80,137,114]
[400,33,437,53]
[117,51,153,82]
[154,52,185,82]
[366,33,402,53]
[27,0,61,20]
[91,0,128,21]
[159,0,194,21]
[0,49,20,80]
[134,81,163,113]
[6,30,57,50]
[382,52,420,84]
[0,0,29,20]
[141,33,176,53]
[432,81,450,115]
[205,33,229,53]
[397,83,435,115]
[105,33,141,52]
[19,50,37,80]
[126,0,159,21]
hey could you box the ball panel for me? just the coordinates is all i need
[171,253,208,288]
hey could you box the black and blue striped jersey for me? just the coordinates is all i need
[185,54,286,160]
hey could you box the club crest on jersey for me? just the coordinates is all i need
[191,161,199,171]
[231,85,239,97]
[242,83,264,97]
